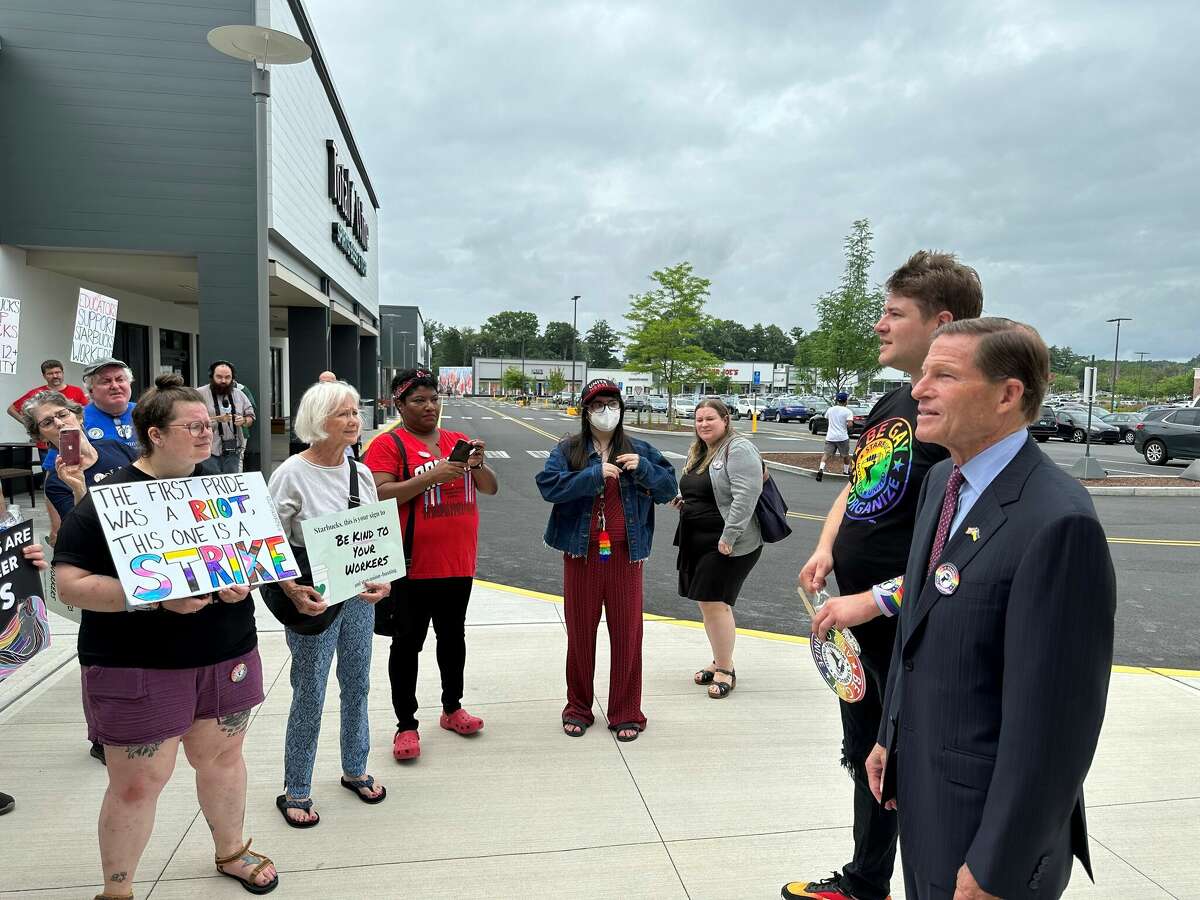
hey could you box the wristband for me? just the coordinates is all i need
[871,576,904,617]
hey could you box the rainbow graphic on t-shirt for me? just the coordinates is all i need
[845,417,913,522]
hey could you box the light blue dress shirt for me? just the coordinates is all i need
[950,428,1029,534]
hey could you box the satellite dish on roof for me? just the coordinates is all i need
[207,25,311,65]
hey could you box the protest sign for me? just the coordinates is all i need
[0,296,20,375]
[91,471,302,606]
[70,288,119,366]
[0,520,51,682]
[301,499,405,603]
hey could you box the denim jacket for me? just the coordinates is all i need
[535,435,679,562]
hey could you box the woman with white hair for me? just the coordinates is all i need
[266,381,391,828]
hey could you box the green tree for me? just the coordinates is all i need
[624,262,721,423]
[542,321,578,360]
[1050,372,1079,395]
[547,368,567,397]
[435,326,465,368]
[584,319,622,367]
[756,324,794,362]
[804,219,883,395]
[482,311,541,357]
[711,374,734,394]
[502,366,528,394]
[1047,344,1086,375]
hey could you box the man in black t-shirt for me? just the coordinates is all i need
[782,252,983,900]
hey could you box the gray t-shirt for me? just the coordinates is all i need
[267,454,379,546]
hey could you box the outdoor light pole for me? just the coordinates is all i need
[569,295,580,401]
[1106,317,1131,412]
[1136,351,1150,401]
[207,24,311,476]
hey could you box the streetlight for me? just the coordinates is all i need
[569,295,580,402]
[1135,351,1150,402]
[207,24,311,475]
[1105,317,1131,412]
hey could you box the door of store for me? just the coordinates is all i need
[159,328,193,385]
[112,321,150,391]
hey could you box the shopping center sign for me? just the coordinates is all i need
[326,140,369,276]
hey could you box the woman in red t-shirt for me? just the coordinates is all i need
[363,368,499,762]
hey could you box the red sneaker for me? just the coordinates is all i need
[392,729,420,760]
[439,708,484,735]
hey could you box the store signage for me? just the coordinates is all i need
[327,140,369,276]
[332,222,367,276]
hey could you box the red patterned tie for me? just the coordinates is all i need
[926,466,965,576]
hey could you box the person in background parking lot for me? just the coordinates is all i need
[783,250,982,900]
[816,392,853,482]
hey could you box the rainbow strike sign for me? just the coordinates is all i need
[91,472,301,606]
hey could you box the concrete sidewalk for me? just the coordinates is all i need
[2,582,1198,899]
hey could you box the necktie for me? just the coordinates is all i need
[927,466,964,576]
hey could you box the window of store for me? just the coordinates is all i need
[113,321,150,392]
[159,328,193,385]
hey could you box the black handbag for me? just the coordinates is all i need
[372,431,417,637]
[260,461,361,636]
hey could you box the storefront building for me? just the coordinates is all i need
[0,0,381,470]
[379,305,429,393]
[473,358,587,397]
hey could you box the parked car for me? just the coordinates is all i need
[647,396,668,413]
[1100,412,1144,445]
[1053,409,1119,444]
[672,397,698,419]
[774,397,817,423]
[624,395,650,413]
[808,404,872,436]
[760,396,785,421]
[719,395,743,419]
[1134,407,1200,465]
[1027,406,1058,443]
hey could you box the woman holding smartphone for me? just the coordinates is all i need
[53,374,278,898]
[362,368,499,763]
[535,379,678,741]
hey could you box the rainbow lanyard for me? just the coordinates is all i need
[597,496,612,560]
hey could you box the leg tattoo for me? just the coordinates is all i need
[217,709,252,737]
[110,871,129,882]
[125,742,162,759]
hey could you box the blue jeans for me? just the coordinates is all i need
[283,596,374,797]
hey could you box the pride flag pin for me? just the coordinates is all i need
[966,526,980,542]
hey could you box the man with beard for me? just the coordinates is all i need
[8,358,88,428]
[196,360,255,473]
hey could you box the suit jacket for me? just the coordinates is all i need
[878,436,1115,898]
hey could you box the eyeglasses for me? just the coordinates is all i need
[167,421,214,437]
[587,400,620,412]
[36,409,75,430]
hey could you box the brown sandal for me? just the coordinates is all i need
[215,838,279,895]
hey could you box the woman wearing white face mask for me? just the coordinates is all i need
[535,379,678,741]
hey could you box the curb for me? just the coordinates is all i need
[1085,486,1200,496]
[763,459,848,482]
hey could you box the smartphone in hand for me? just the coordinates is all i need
[59,428,82,467]
[448,439,473,464]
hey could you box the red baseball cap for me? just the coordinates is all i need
[581,378,621,405]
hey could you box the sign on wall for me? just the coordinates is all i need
[90,472,302,606]
[327,140,369,276]
[0,297,20,375]
[300,500,405,603]
[70,288,119,366]
[438,367,474,395]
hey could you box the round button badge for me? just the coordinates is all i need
[810,626,867,703]
[933,563,960,596]
[230,662,248,683]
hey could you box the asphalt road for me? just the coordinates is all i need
[430,399,1200,670]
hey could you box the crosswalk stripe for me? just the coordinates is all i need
[662,451,687,460]
[460,416,472,419]
[526,450,551,458]
[485,450,510,459]
[442,415,453,419]
[481,416,494,420]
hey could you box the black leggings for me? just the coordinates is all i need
[387,576,474,732]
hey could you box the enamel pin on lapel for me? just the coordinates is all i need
[966,526,980,542]
[933,563,960,596]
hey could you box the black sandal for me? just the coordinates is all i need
[613,723,641,742]
[708,668,736,699]
[694,662,716,685]
[562,718,590,737]
[340,775,387,804]
[275,794,319,828]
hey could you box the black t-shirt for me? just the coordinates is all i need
[53,464,258,669]
[831,386,949,596]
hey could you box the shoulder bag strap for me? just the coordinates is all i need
[388,430,417,565]
[348,459,361,509]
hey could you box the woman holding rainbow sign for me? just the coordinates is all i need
[53,373,279,899]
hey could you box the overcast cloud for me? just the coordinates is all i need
[305,0,1199,361]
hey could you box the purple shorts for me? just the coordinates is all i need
[82,649,265,747]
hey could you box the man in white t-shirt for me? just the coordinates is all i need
[817,392,853,482]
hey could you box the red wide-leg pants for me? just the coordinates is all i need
[562,539,646,731]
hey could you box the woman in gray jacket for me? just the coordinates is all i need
[673,399,763,698]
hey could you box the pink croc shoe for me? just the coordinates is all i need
[392,729,420,760]
[439,708,484,735]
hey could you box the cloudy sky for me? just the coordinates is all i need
[306,0,1198,361]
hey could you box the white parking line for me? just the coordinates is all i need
[527,450,551,458]
[485,450,510,459]
[481,416,494,420]
[662,451,687,460]
[460,416,472,420]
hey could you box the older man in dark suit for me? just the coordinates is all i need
[866,318,1116,900]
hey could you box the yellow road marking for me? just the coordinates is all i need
[1107,538,1200,548]
[477,579,1200,677]
[786,511,826,523]
[470,399,560,441]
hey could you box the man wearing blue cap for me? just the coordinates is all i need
[816,392,853,482]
